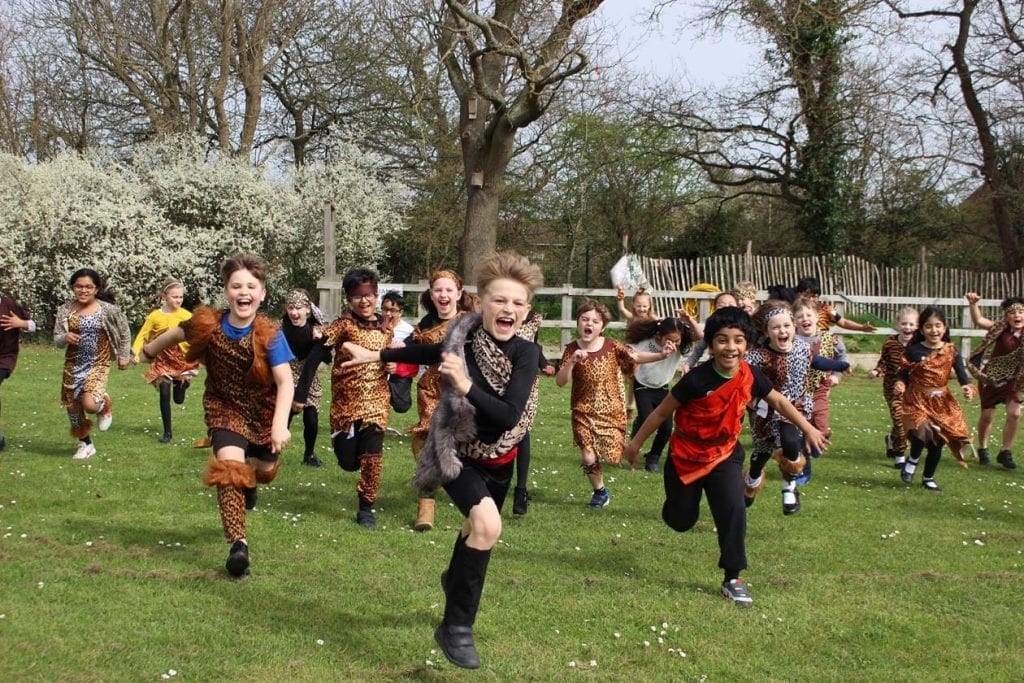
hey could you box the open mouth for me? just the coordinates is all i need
[494,316,516,335]
[581,325,595,336]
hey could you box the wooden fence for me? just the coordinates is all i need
[316,279,1003,359]
[641,251,1024,323]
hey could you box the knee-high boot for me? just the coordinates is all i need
[436,538,491,669]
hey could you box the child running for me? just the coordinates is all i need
[381,290,417,416]
[625,307,827,606]
[341,251,544,669]
[131,278,199,444]
[793,296,848,480]
[405,270,472,531]
[54,268,131,459]
[556,300,683,509]
[796,276,877,334]
[141,254,293,576]
[298,268,394,529]
[627,316,696,473]
[965,292,1024,469]
[743,301,849,514]
[0,286,37,451]
[867,306,919,468]
[282,288,326,467]
[895,306,975,490]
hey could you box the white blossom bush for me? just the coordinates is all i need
[0,133,408,328]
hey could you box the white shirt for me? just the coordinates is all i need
[630,338,680,389]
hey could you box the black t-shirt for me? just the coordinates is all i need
[671,360,773,404]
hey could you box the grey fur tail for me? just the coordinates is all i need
[412,313,481,493]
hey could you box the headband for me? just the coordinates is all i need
[1006,303,1024,314]
[763,307,791,321]
[735,286,756,301]
[161,278,184,293]
[431,269,463,289]
[286,290,311,308]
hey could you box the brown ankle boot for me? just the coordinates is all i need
[414,497,435,531]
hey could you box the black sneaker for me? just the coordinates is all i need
[302,453,323,467]
[922,478,942,492]
[587,488,610,509]
[225,540,249,577]
[356,508,376,529]
[244,487,257,510]
[997,450,1017,470]
[159,432,172,444]
[644,455,661,474]
[978,448,991,466]
[512,487,529,515]
[0,432,6,451]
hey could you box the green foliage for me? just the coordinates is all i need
[1,347,1022,679]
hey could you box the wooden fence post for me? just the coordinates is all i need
[561,285,573,350]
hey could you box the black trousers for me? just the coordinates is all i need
[631,383,671,460]
[661,445,748,574]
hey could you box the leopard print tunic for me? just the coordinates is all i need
[324,313,393,433]
[410,313,464,443]
[562,337,637,464]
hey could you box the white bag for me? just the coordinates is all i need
[609,253,648,290]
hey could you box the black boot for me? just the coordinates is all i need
[644,453,661,473]
[512,486,529,515]
[172,379,189,405]
[436,541,490,669]
[226,540,249,577]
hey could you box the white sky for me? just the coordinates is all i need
[594,1,762,87]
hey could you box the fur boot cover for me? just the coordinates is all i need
[202,456,257,489]
[411,314,481,493]
[773,449,807,477]
[254,459,281,484]
[69,418,92,440]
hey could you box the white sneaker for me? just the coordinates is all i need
[73,442,96,459]
[97,395,113,431]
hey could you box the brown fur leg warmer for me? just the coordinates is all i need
[774,449,807,477]
[202,456,257,489]
[254,459,281,484]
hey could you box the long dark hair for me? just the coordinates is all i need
[625,316,693,353]
[69,268,116,303]
[913,306,951,343]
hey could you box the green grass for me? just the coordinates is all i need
[1,345,1022,681]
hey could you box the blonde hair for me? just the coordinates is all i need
[474,251,543,300]
[895,306,918,321]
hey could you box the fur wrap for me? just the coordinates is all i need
[411,313,480,492]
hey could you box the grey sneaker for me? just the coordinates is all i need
[721,579,753,606]
[978,448,991,466]
[587,488,610,509]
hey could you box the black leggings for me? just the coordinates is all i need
[288,406,319,456]
[909,435,943,478]
[662,446,747,575]
[749,422,802,480]
[158,382,172,434]
[514,432,531,489]
[631,383,671,458]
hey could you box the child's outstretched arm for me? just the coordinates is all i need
[765,389,828,454]
[556,349,585,386]
[965,292,995,329]
[624,393,681,469]
[139,326,186,362]
[616,287,634,321]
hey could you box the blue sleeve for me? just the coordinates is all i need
[268,330,295,367]
[811,354,849,373]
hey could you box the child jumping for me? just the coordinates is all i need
[625,307,827,606]
[867,306,918,468]
[54,268,131,459]
[965,292,1024,469]
[131,278,199,443]
[556,300,683,508]
[895,306,975,490]
[140,254,293,576]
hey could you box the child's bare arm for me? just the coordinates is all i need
[270,362,294,454]
[965,292,994,329]
[139,326,186,362]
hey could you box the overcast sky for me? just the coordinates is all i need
[594,2,763,87]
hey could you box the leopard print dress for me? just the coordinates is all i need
[562,337,637,464]
[323,313,393,434]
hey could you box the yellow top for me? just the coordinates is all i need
[131,307,192,359]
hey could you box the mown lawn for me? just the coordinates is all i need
[0,344,1021,681]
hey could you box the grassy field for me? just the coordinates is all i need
[1,345,1022,681]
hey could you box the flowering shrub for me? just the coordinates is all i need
[0,135,407,329]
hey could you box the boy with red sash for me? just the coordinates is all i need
[625,307,827,606]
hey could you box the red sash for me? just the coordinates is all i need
[669,362,754,484]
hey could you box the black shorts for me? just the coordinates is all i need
[443,458,514,516]
[210,429,277,462]
[333,422,384,471]
[0,368,10,381]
